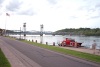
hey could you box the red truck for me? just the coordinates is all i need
[59,38,82,48]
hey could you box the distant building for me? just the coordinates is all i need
[0,29,5,36]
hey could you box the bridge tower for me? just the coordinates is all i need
[40,24,43,43]
[23,23,26,39]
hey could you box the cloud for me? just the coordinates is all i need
[1,0,100,31]
[6,0,22,11]
[18,8,35,16]
[0,0,4,8]
[79,0,98,11]
[90,16,100,19]
[0,0,4,4]
[70,16,78,19]
[0,0,5,15]
[47,0,58,5]
[79,5,95,12]
[5,0,35,16]
[95,3,100,8]
[77,0,100,20]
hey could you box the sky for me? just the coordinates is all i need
[0,0,100,32]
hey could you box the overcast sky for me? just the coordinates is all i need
[0,0,100,32]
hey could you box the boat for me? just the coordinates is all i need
[59,38,82,48]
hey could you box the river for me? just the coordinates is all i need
[10,35,100,49]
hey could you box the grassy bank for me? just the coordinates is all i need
[21,40,100,63]
[0,48,11,67]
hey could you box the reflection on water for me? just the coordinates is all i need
[10,35,100,49]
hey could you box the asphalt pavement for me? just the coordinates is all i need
[0,36,99,67]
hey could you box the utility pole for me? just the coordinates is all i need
[40,24,43,43]
[20,27,21,39]
[23,23,26,40]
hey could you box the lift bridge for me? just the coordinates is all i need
[6,30,54,35]
[1,29,69,36]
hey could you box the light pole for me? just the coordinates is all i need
[40,24,43,43]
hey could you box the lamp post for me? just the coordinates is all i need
[40,24,43,43]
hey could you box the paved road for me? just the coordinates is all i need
[0,36,99,67]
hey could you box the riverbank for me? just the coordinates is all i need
[21,40,100,63]
[9,35,100,49]
[9,36,100,56]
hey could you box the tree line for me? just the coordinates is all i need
[56,28,100,36]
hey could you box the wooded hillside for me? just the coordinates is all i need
[56,28,100,36]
